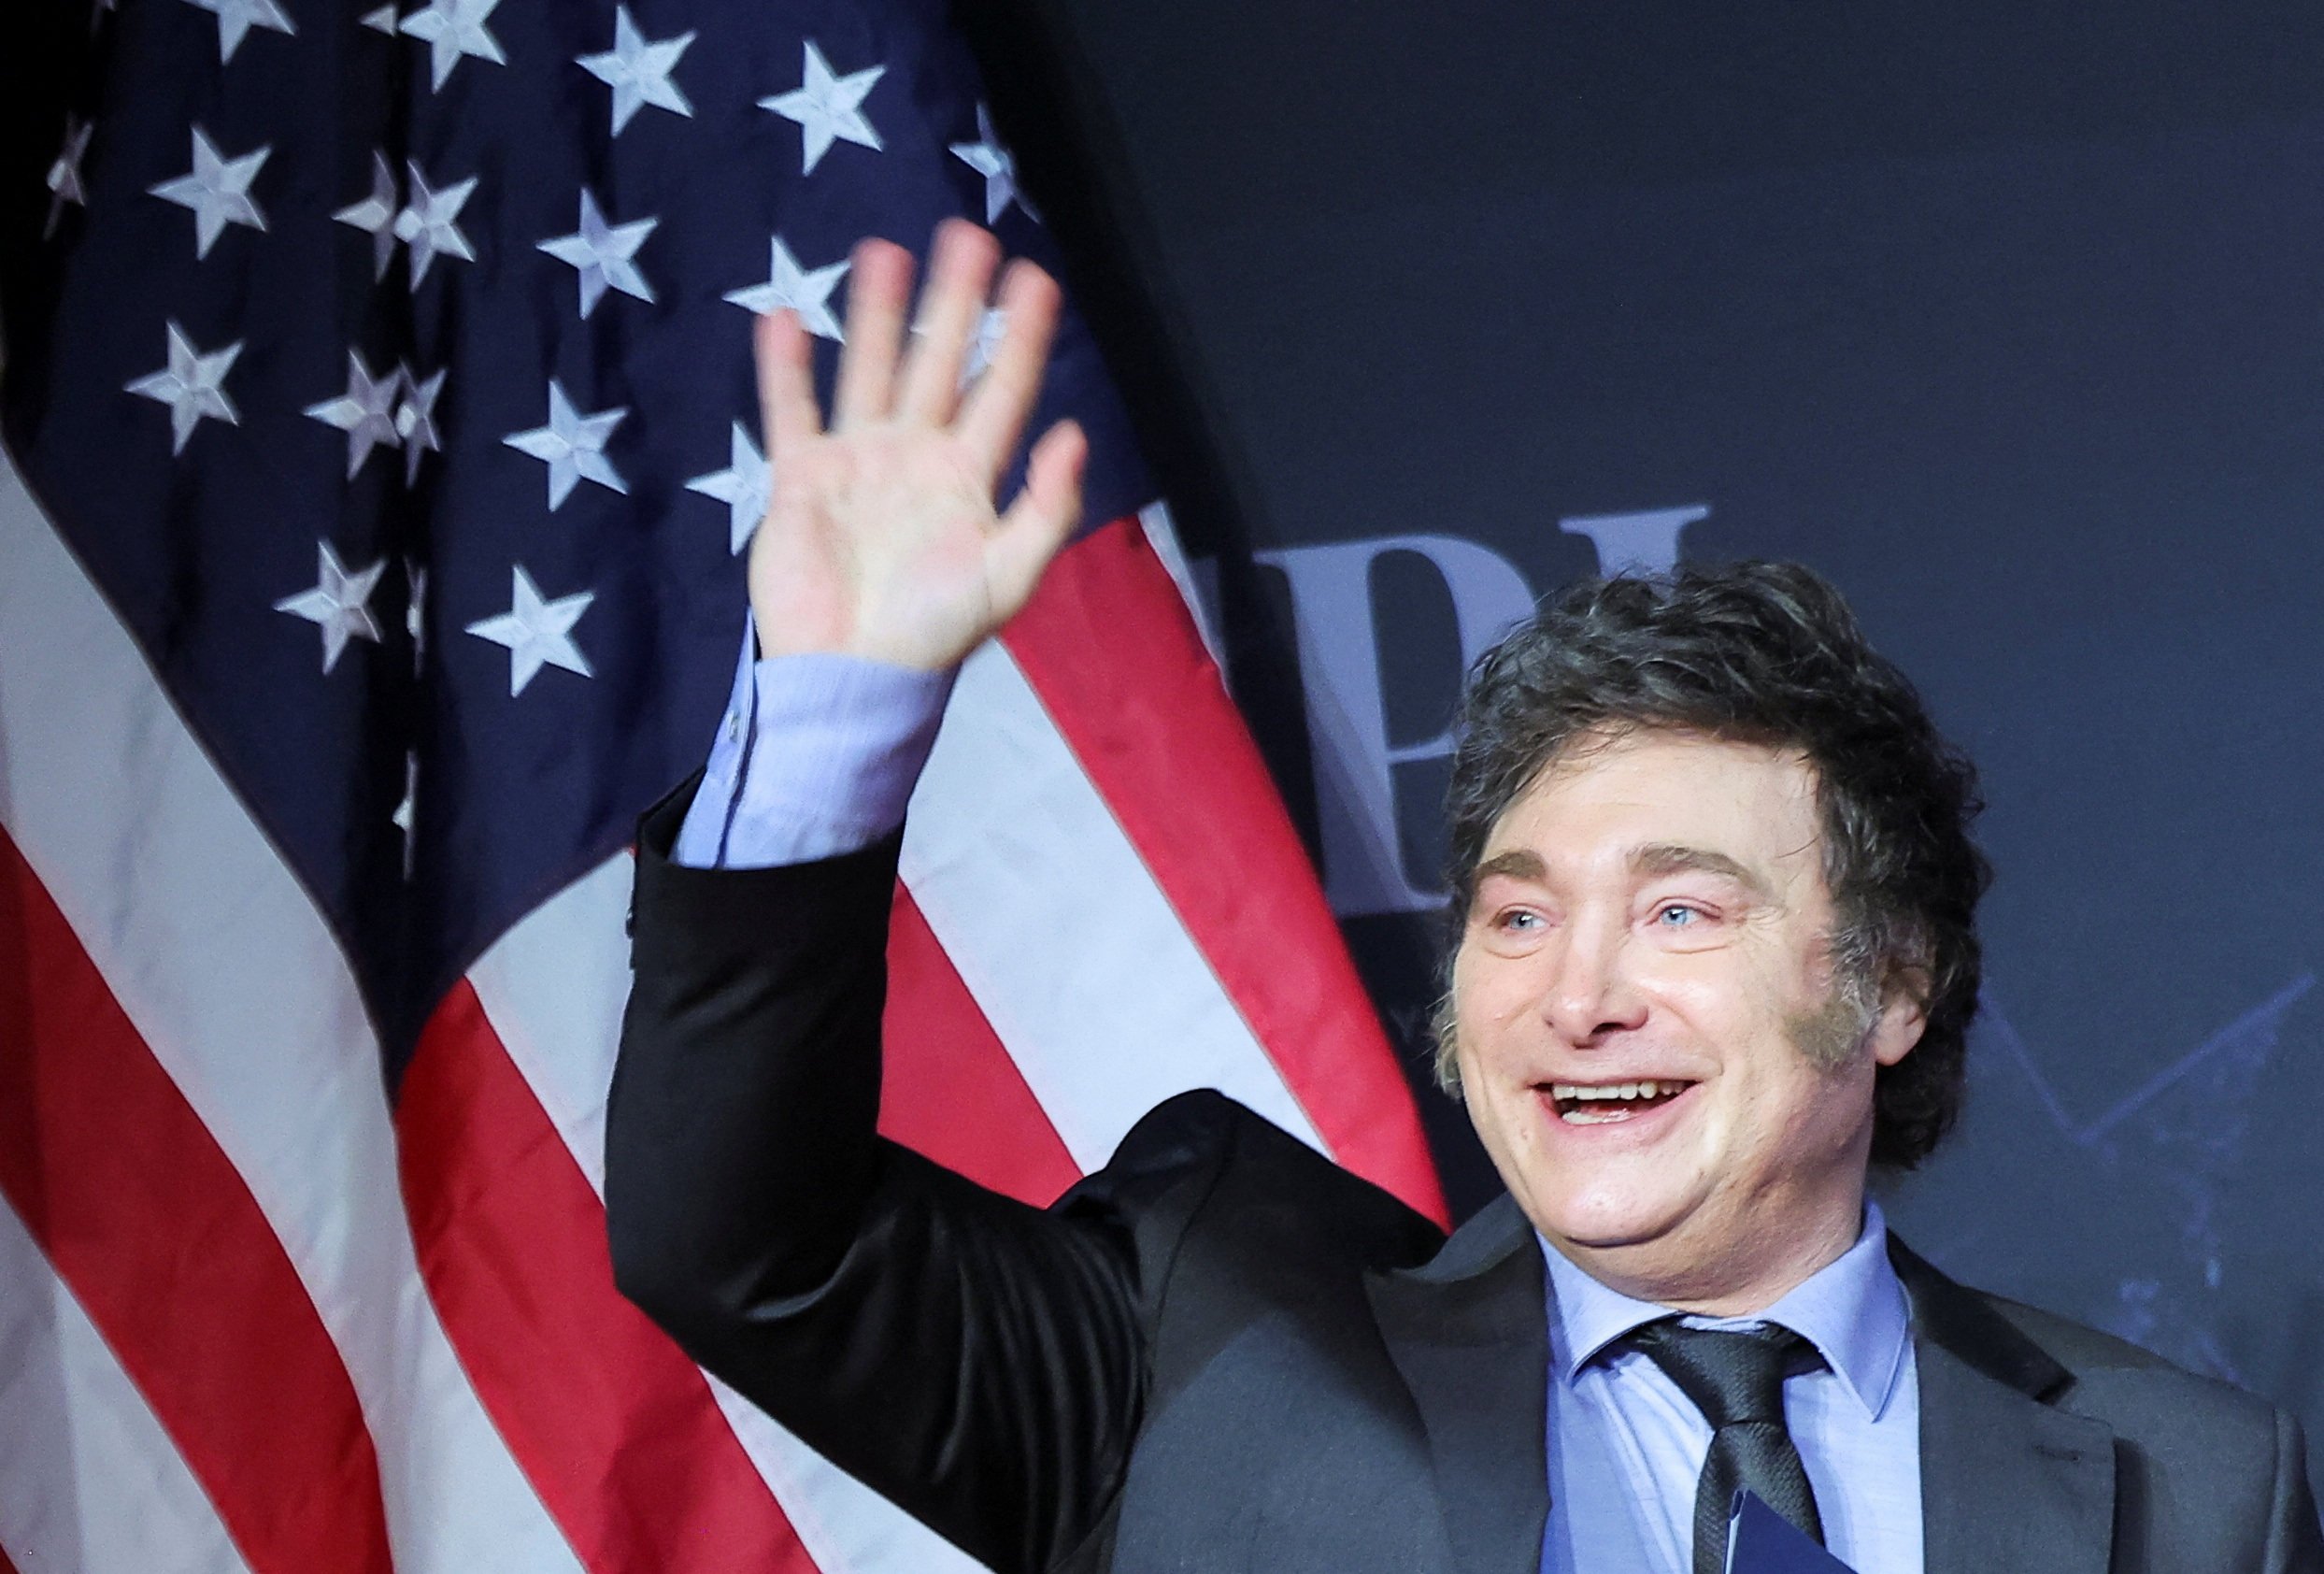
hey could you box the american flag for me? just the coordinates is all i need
[0,0,1445,1570]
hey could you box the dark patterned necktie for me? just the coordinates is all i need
[1621,1318,1827,1574]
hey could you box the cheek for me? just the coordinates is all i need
[1637,950,1762,1039]
[1661,940,1829,1043]
[1653,957,1849,1139]
[1450,950,1531,1046]
[1732,1034,1877,1180]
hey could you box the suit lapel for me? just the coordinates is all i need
[1891,1240,2117,1574]
[1365,1195,1549,1574]
[1362,1215,2120,1574]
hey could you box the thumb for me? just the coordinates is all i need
[986,420,1087,617]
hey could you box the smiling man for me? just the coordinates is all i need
[1451,727,1926,1317]
[606,223,2323,1574]
[1423,582,1981,1571]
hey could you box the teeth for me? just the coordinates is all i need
[1547,1080,1688,1102]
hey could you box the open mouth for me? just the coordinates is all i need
[1543,1080,1698,1124]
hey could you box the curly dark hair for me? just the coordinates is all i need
[1436,561,1989,1168]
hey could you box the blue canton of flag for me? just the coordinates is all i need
[4,0,1148,1069]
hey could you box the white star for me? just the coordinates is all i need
[180,0,293,63]
[759,40,884,175]
[577,5,693,135]
[393,161,478,286]
[950,105,1033,224]
[125,322,241,454]
[405,558,428,670]
[392,750,418,878]
[334,152,399,279]
[398,0,505,90]
[395,364,446,485]
[465,565,595,695]
[360,3,397,32]
[46,117,93,239]
[537,190,657,318]
[149,126,270,260]
[686,422,771,555]
[503,379,627,509]
[303,350,404,479]
[722,236,848,338]
[273,541,386,674]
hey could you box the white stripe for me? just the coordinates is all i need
[0,1193,254,1574]
[469,849,634,1197]
[473,853,991,1574]
[903,638,1327,1170]
[708,1385,990,1574]
[0,455,580,1574]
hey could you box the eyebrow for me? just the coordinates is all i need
[1467,844,1772,898]
[1471,850,1547,886]
[1628,842,1771,898]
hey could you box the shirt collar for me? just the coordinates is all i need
[1540,1198,1911,1422]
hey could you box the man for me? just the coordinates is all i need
[605,220,2323,1573]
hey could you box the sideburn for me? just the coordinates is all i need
[1788,974,1878,1071]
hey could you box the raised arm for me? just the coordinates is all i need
[607,223,1156,1574]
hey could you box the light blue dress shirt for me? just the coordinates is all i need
[676,636,1927,1574]
[1539,1202,1922,1574]
[673,625,950,868]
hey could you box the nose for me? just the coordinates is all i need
[1537,916,1648,1046]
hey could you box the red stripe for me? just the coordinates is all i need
[0,832,395,1574]
[1003,519,1450,1225]
[882,884,1083,1206]
[397,982,820,1574]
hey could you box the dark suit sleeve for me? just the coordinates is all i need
[606,783,1154,1574]
[2264,1409,2324,1572]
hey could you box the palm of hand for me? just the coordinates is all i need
[746,221,1086,674]
[751,426,1008,672]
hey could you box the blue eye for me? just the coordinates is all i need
[1653,905,1701,927]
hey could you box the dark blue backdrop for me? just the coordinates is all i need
[983,0,2324,1482]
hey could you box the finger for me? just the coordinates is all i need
[832,237,915,428]
[986,419,1087,616]
[755,308,822,461]
[895,218,1001,423]
[956,258,1064,483]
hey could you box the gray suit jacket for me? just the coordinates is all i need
[607,792,2324,1574]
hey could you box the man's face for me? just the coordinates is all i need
[1449,727,1923,1313]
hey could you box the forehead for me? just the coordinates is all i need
[1481,728,1826,878]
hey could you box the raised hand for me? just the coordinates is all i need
[747,219,1088,671]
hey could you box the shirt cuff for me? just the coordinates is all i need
[672,620,955,869]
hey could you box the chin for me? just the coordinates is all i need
[1523,1183,1692,1256]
